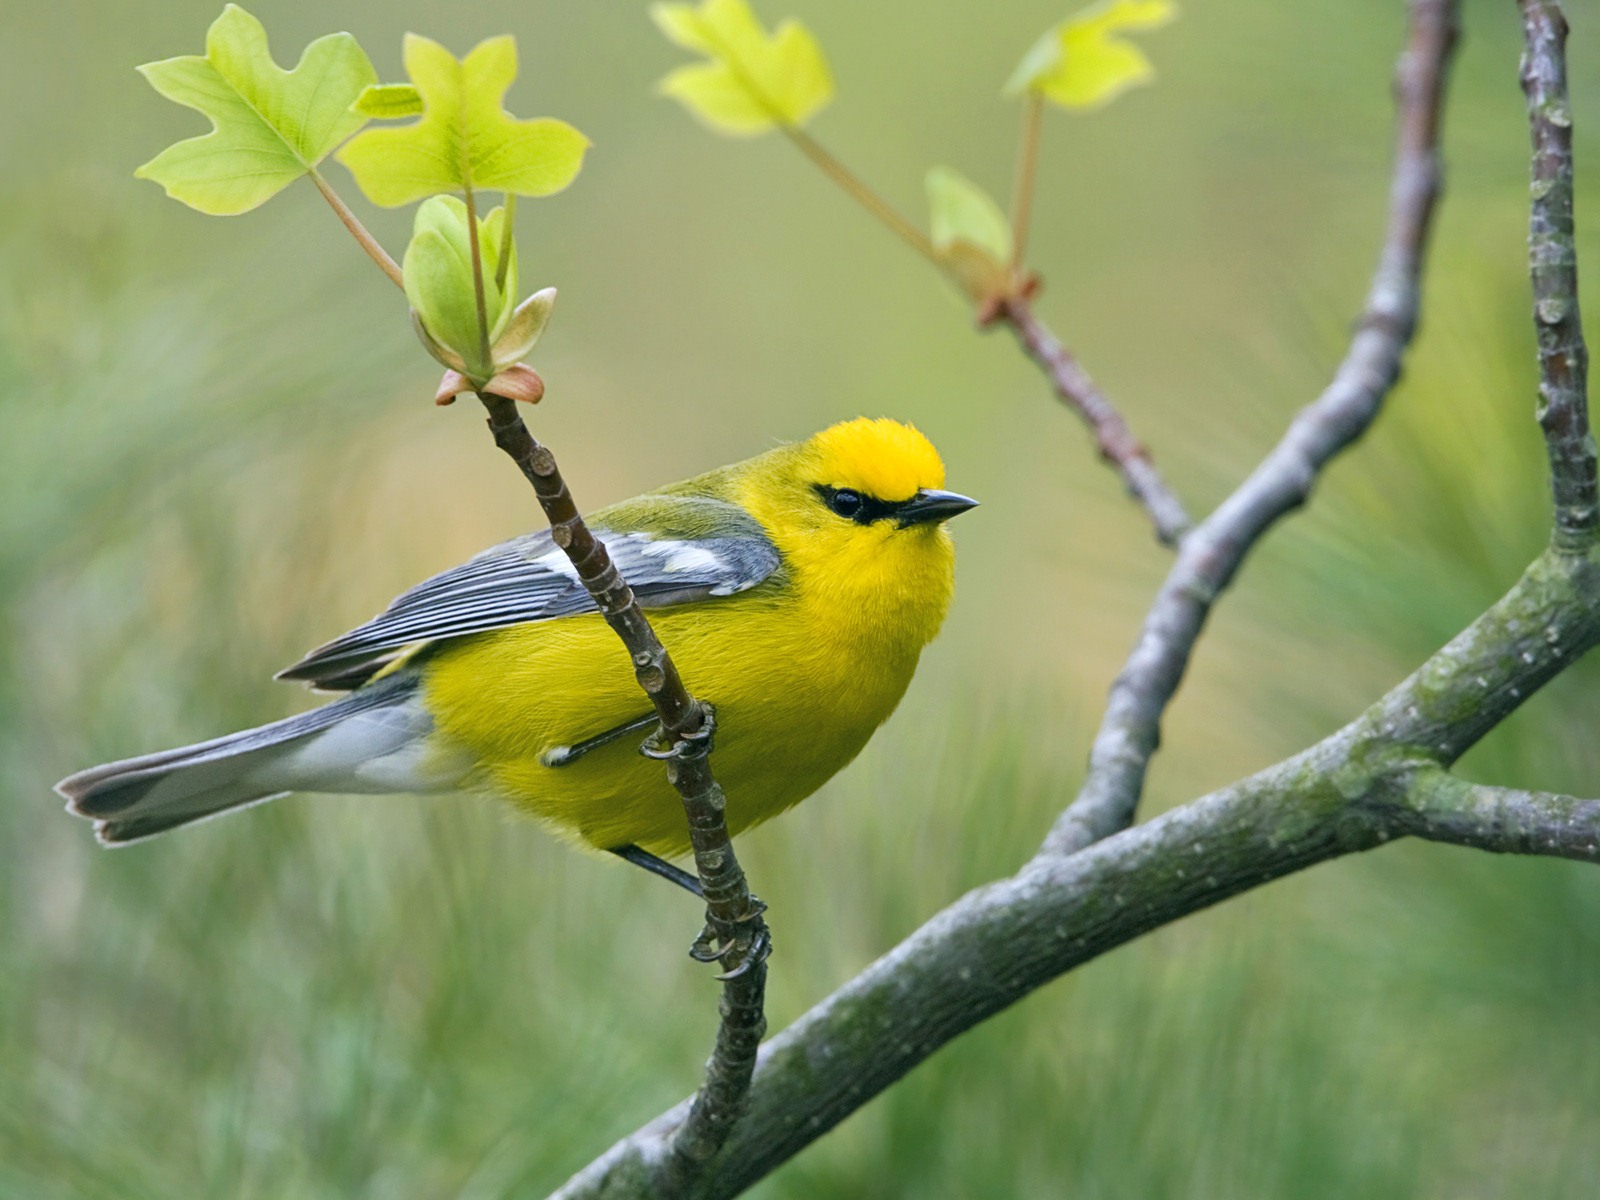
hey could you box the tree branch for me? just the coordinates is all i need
[552,532,1600,1200]
[474,392,768,1188]
[1041,0,1459,855]
[546,1,1600,1194]
[1403,769,1600,861]
[994,294,1194,545]
[1520,0,1597,552]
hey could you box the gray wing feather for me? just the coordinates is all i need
[279,502,780,689]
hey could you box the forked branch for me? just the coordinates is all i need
[1042,0,1460,855]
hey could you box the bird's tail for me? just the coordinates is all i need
[56,673,445,845]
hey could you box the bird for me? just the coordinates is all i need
[56,417,976,889]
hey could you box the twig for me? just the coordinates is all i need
[1520,0,1598,551]
[1402,769,1600,859]
[1040,0,1459,855]
[995,295,1193,545]
[473,392,768,1187]
[721,73,1190,543]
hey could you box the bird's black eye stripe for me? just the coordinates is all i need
[815,484,904,525]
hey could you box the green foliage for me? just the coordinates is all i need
[133,9,590,395]
[1007,0,1178,109]
[925,167,1014,301]
[652,0,834,135]
[352,83,424,119]
[403,197,518,379]
[337,35,590,207]
[133,5,377,215]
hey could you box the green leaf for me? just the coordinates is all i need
[337,35,591,207]
[926,168,1014,301]
[353,83,423,119]
[491,288,558,368]
[651,0,833,136]
[403,196,520,380]
[927,168,1012,266]
[1006,0,1177,111]
[134,4,377,215]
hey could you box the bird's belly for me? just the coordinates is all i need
[419,595,922,857]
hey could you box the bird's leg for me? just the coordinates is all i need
[639,706,772,979]
[539,713,657,768]
[608,843,704,899]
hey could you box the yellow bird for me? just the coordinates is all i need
[56,417,975,887]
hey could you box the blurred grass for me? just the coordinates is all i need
[3,0,1600,1196]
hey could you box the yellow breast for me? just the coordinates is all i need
[419,519,956,858]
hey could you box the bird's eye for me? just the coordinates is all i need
[827,489,864,519]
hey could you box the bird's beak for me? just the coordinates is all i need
[897,488,980,528]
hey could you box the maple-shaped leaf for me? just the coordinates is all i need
[1007,0,1177,111]
[134,5,377,215]
[651,0,833,136]
[336,35,590,207]
[926,167,1014,302]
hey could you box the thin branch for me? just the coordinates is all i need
[1040,0,1459,855]
[761,96,1188,544]
[472,393,768,1187]
[1403,769,1600,861]
[553,543,1600,1200]
[1520,0,1598,552]
[995,295,1193,545]
[308,169,404,290]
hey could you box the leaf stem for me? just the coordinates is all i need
[308,169,404,290]
[780,127,938,264]
[1009,94,1044,269]
[462,184,494,376]
[496,193,517,293]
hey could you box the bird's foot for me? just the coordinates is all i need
[639,703,717,762]
[689,895,770,980]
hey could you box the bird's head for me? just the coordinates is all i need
[733,418,976,644]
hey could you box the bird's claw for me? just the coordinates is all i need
[639,704,718,761]
[689,895,770,979]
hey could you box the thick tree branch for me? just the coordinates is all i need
[1520,0,1597,551]
[1042,0,1459,855]
[995,295,1194,545]
[475,392,767,1186]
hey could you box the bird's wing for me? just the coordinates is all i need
[278,497,781,690]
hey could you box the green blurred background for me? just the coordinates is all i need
[3,0,1599,1195]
